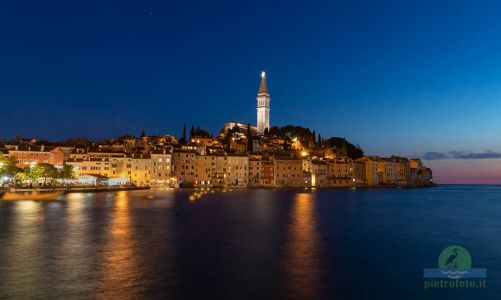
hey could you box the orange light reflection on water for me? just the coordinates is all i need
[283,192,323,299]
[97,191,141,300]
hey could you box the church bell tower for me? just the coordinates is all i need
[257,71,270,135]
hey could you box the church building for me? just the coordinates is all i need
[223,71,271,136]
[256,71,271,134]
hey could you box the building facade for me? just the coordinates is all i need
[273,156,303,187]
[150,150,172,185]
[227,154,249,187]
[8,145,64,167]
[248,158,262,187]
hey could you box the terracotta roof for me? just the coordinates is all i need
[9,144,57,152]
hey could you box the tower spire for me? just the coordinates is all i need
[258,71,269,95]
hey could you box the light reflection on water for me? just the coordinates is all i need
[283,192,323,300]
[97,191,142,300]
[1,201,44,299]
[1,186,500,299]
[56,192,96,297]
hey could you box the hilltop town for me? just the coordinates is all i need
[0,72,433,189]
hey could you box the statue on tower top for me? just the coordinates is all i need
[258,71,269,95]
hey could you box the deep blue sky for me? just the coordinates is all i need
[1,0,501,182]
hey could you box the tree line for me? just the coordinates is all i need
[0,155,75,183]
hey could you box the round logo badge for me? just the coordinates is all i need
[438,245,472,270]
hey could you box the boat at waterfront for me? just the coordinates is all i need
[1,190,63,201]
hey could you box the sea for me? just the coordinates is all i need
[0,185,500,299]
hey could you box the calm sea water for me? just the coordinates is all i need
[0,185,500,299]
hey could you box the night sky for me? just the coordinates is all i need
[1,0,501,183]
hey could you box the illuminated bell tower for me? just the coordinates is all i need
[257,71,270,135]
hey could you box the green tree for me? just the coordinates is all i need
[269,126,282,137]
[190,125,195,139]
[283,137,291,151]
[193,126,211,138]
[180,123,187,143]
[263,127,269,137]
[342,140,348,157]
[225,131,233,151]
[0,155,20,177]
[247,124,253,153]
[57,164,74,179]
[232,125,241,134]
[24,163,57,183]
[322,137,364,159]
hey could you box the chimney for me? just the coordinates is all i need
[41,145,45,152]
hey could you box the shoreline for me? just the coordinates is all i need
[159,184,439,190]
[1,184,437,195]
[1,186,150,194]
